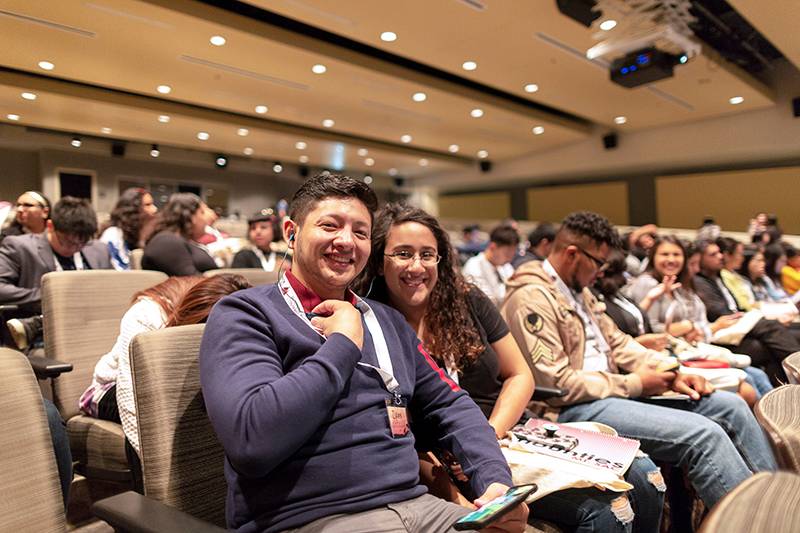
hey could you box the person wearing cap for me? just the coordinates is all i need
[0,190,51,245]
[232,209,286,271]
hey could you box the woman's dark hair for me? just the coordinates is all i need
[763,243,786,283]
[151,193,202,241]
[110,188,151,248]
[645,235,695,291]
[289,173,378,226]
[737,244,764,282]
[594,249,628,297]
[355,203,483,371]
[166,274,251,326]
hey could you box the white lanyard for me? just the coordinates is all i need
[278,273,400,395]
[253,248,277,272]
[54,251,85,271]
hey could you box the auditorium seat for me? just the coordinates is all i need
[781,351,800,384]
[129,249,144,270]
[203,267,279,286]
[41,270,167,485]
[754,385,800,472]
[698,471,800,532]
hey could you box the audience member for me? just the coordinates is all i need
[100,188,158,270]
[0,190,51,244]
[762,243,792,300]
[501,211,776,509]
[748,212,769,244]
[456,223,487,264]
[462,224,519,307]
[141,193,217,276]
[231,209,283,271]
[623,223,657,275]
[780,244,800,296]
[360,203,663,533]
[512,222,556,269]
[696,216,721,242]
[200,174,526,533]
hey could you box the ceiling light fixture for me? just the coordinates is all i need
[158,114,170,123]
[209,35,226,46]
[357,148,368,157]
[101,127,112,134]
[21,92,37,101]
[400,134,412,143]
[524,83,539,93]
[532,126,545,135]
[150,144,160,158]
[462,60,477,71]
[729,96,744,105]
[614,116,627,125]
[419,158,429,167]
[237,128,249,136]
[7,114,20,121]
[364,157,375,166]
[243,147,254,155]
[71,137,82,148]
[599,19,617,31]
[38,60,54,71]
[363,175,373,184]
[322,119,335,128]
[215,155,228,168]
[295,141,307,150]
[311,64,327,74]
[197,131,210,141]
[388,168,398,176]
[156,85,172,94]
[477,149,489,159]
[448,144,460,153]
[470,108,484,118]
[299,155,309,163]
[412,92,427,102]
[273,162,283,173]
[380,31,397,42]
[255,105,268,114]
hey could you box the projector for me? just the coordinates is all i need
[610,48,685,88]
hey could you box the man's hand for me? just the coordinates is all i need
[310,300,364,349]
[636,333,669,352]
[711,313,743,333]
[474,483,528,533]
[636,369,677,396]
[672,373,714,400]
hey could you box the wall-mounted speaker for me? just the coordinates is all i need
[299,165,309,178]
[111,141,126,157]
[479,160,492,173]
[792,96,799,118]
[393,177,405,188]
[602,133,618,150]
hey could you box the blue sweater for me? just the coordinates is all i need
[199,283,512,532]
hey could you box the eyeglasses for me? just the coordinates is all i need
[574,245,608,271]
[55,231,89,249]
[385,250,441,266]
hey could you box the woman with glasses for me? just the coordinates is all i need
[356,203,663,533]
[1,190,51,244]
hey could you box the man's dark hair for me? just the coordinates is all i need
[527,223,556,248]
[716,236,740,255]
[51,196,97,241]
[289,173,378,225]
[489,225,520,247]
[556,211,621,249]
[694,239,717,256]
[784,243,799,259]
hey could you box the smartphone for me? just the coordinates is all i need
[453,484,537,531]
[655,358,680,372]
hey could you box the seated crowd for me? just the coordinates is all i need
[1,177,799,533]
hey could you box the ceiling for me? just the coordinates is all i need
[0,0,792,183]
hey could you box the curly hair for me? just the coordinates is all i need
[110,188,150,248]
[557,211,622,250]
[354,203,484,371]
[150,193,202,241]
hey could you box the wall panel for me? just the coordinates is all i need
[526,182,629,224]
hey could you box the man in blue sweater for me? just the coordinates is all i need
[200,174,526,533]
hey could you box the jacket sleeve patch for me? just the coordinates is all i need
[529,338,554,364]
[524,312,544,334]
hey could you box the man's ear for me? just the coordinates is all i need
[283,219,297,249]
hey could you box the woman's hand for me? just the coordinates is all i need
[639,275,681,311]
[710,313,742,333]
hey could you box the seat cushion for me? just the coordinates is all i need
[68,415,129,474]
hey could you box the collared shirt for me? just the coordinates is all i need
[542,260,610,372]
[284,269,357,313]
[462,252,513,307]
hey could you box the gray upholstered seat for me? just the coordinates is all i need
[754,384,800,472]
[0,348,66,532]
[130,324,226,526]
[203,267,279,286]
[41,270,168,481]
[698,471,800,532]
[782,351,800,385]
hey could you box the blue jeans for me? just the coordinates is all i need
[44,398,73,508]
[743,366,773,398]
[557,391,777,508]
[530,455,664,533]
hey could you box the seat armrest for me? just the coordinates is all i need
[531,386,567,401]
[0,304,20,314]
[92,491,226,533]
[27,355,73,379]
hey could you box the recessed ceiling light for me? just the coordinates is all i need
[299,155,309,163]
[215,155,228,168]
[311,64,327,74]
[158,114,170,123]
[380,31,397,42]
[38,60,54,71]
[156,85,171,94]
[729,96,744,105]
[255,105,268,114]
[71,137,82,148]
[400,134,413,143]
[448,144,460,153]
[243,147,254,156]
[295,141,307,150]
[388,168,398,176]
[21,92,37,101]
[419,158,429,167]
[150,144,160,157]
[322,119,335,128]
[614,116,627,125]
[7,114,20,121]
[524,83,539,93]
[462,60,477,71]
[101,127,112,134]
[197,131,210,141]
[412,92,427,102]
[599,19,617,31]
[477,149,489,159]
[237,128,249,136]
[357,148,368,157]
[365,157,375,166]
[470,108,484,118]
[273,162,283,173]
[363,175,373,184]
[209,35,226,46]
[532,126,545,135]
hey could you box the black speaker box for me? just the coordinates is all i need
[111,141,126,157]
[602,133,618,150]
[393,177,405,188]
[299,165,309,178]
[792,97,800,117]
[479,160,492,173]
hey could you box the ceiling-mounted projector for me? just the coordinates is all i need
[610,47,687,88]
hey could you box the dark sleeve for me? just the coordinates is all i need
[693,276,729,322]
[142,233,200,276]
[468,288,509,343]
[0,239,40,306]
[231,250,258,269]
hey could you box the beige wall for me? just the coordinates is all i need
[438,191,511,220]
[656,167,800,233]
[0,147,40,202]
[527,181,629,224]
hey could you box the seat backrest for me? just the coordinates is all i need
[129,248,144,270]
[0,348,66,532]
[698,471,800,532]
[130,324,226,526]
[203,267,279,286]
[754,384,800,472]
[42,270,168,419]
[782,351,800,385]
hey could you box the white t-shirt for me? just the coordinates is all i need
[462,252,513,307]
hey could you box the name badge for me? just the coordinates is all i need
[386,395,409,437]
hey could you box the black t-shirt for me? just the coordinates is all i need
[53,251,91,271]
[458,288,510,419]
[142,231,217,276]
